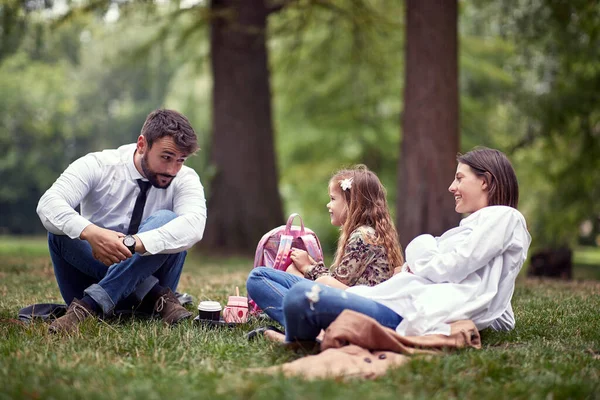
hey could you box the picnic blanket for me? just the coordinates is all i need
[253,309,481,380]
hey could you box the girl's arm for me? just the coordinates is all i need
[285,263,304,277]
[306,229,383,286]
[408,207,529,283]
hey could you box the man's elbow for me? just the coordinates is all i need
[193,229,204,244]
[36,200,53,233]
[189,215,206,245]
[36,196,47,221]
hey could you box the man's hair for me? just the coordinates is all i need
[457,147,519,208]
[330,165,405,272]
[141,109,199,154]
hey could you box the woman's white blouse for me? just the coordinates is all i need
[346,206,532,336]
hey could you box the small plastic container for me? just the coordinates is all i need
[222,296,248,323]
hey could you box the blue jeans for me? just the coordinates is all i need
[246,267,403,342]
[48,210,186,315]
[247,267,305,324]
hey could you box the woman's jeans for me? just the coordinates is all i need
[48,210,186,315]
[247,267,403,342]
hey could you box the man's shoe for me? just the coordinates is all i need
[154,288,192,325]
[49,298,96,334]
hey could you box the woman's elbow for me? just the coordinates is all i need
[488,316,515,332]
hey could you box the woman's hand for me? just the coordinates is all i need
[290,248,314,274]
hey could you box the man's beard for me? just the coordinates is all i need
[141,154,175,189]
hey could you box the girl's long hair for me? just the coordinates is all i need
[331,165,404,271]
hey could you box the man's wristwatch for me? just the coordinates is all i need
[123,235,136,254]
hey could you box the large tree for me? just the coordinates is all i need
[397,0,460,248]
[202,0,284,253]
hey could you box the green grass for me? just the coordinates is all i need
[574,247,600,281]
[1,237,599,399]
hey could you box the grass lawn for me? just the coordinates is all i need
[1,236,599,399]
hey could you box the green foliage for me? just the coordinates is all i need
[268,1,405,247]
[269,1,532,250]
[1,239,599,399]
[0,7,203,234]
[0,48,79,233]
[2,0,599,255]
[467,0,600,248]
[0,0,29,61]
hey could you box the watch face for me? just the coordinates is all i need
[124,236,136,247]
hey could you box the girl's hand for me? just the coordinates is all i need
[290,248,314,274]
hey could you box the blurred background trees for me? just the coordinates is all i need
[1,0,599,273]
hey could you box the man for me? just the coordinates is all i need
[37,109,207,333]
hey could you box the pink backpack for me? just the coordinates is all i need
[249,213,324,313]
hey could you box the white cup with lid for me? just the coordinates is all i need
[198,301,222,321]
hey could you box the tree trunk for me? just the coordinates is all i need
[397,0,460,248]
[202,0,283,254]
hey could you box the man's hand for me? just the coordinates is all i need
[290,248,315,274]
[80,224,131,266]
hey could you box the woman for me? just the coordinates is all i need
[274,147,531,342]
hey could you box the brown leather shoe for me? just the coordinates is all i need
[49,298,96,334]
[154,288,192,325]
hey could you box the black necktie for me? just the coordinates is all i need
[127,180,152,234]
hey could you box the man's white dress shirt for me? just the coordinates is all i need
[37,143,207,255]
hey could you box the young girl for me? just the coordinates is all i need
[246,165,404,330]
[268,147,531,343]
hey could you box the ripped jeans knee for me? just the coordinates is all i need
[282,280,402,342]
[282,281,351,342]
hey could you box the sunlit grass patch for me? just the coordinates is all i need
[574,246,600,265]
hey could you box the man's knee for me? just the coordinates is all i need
[48,232,76,253]
[48,232,58,248]
[139,210,177,231]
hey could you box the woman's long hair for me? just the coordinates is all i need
[458,147,519,208]
[330,165,404,271]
